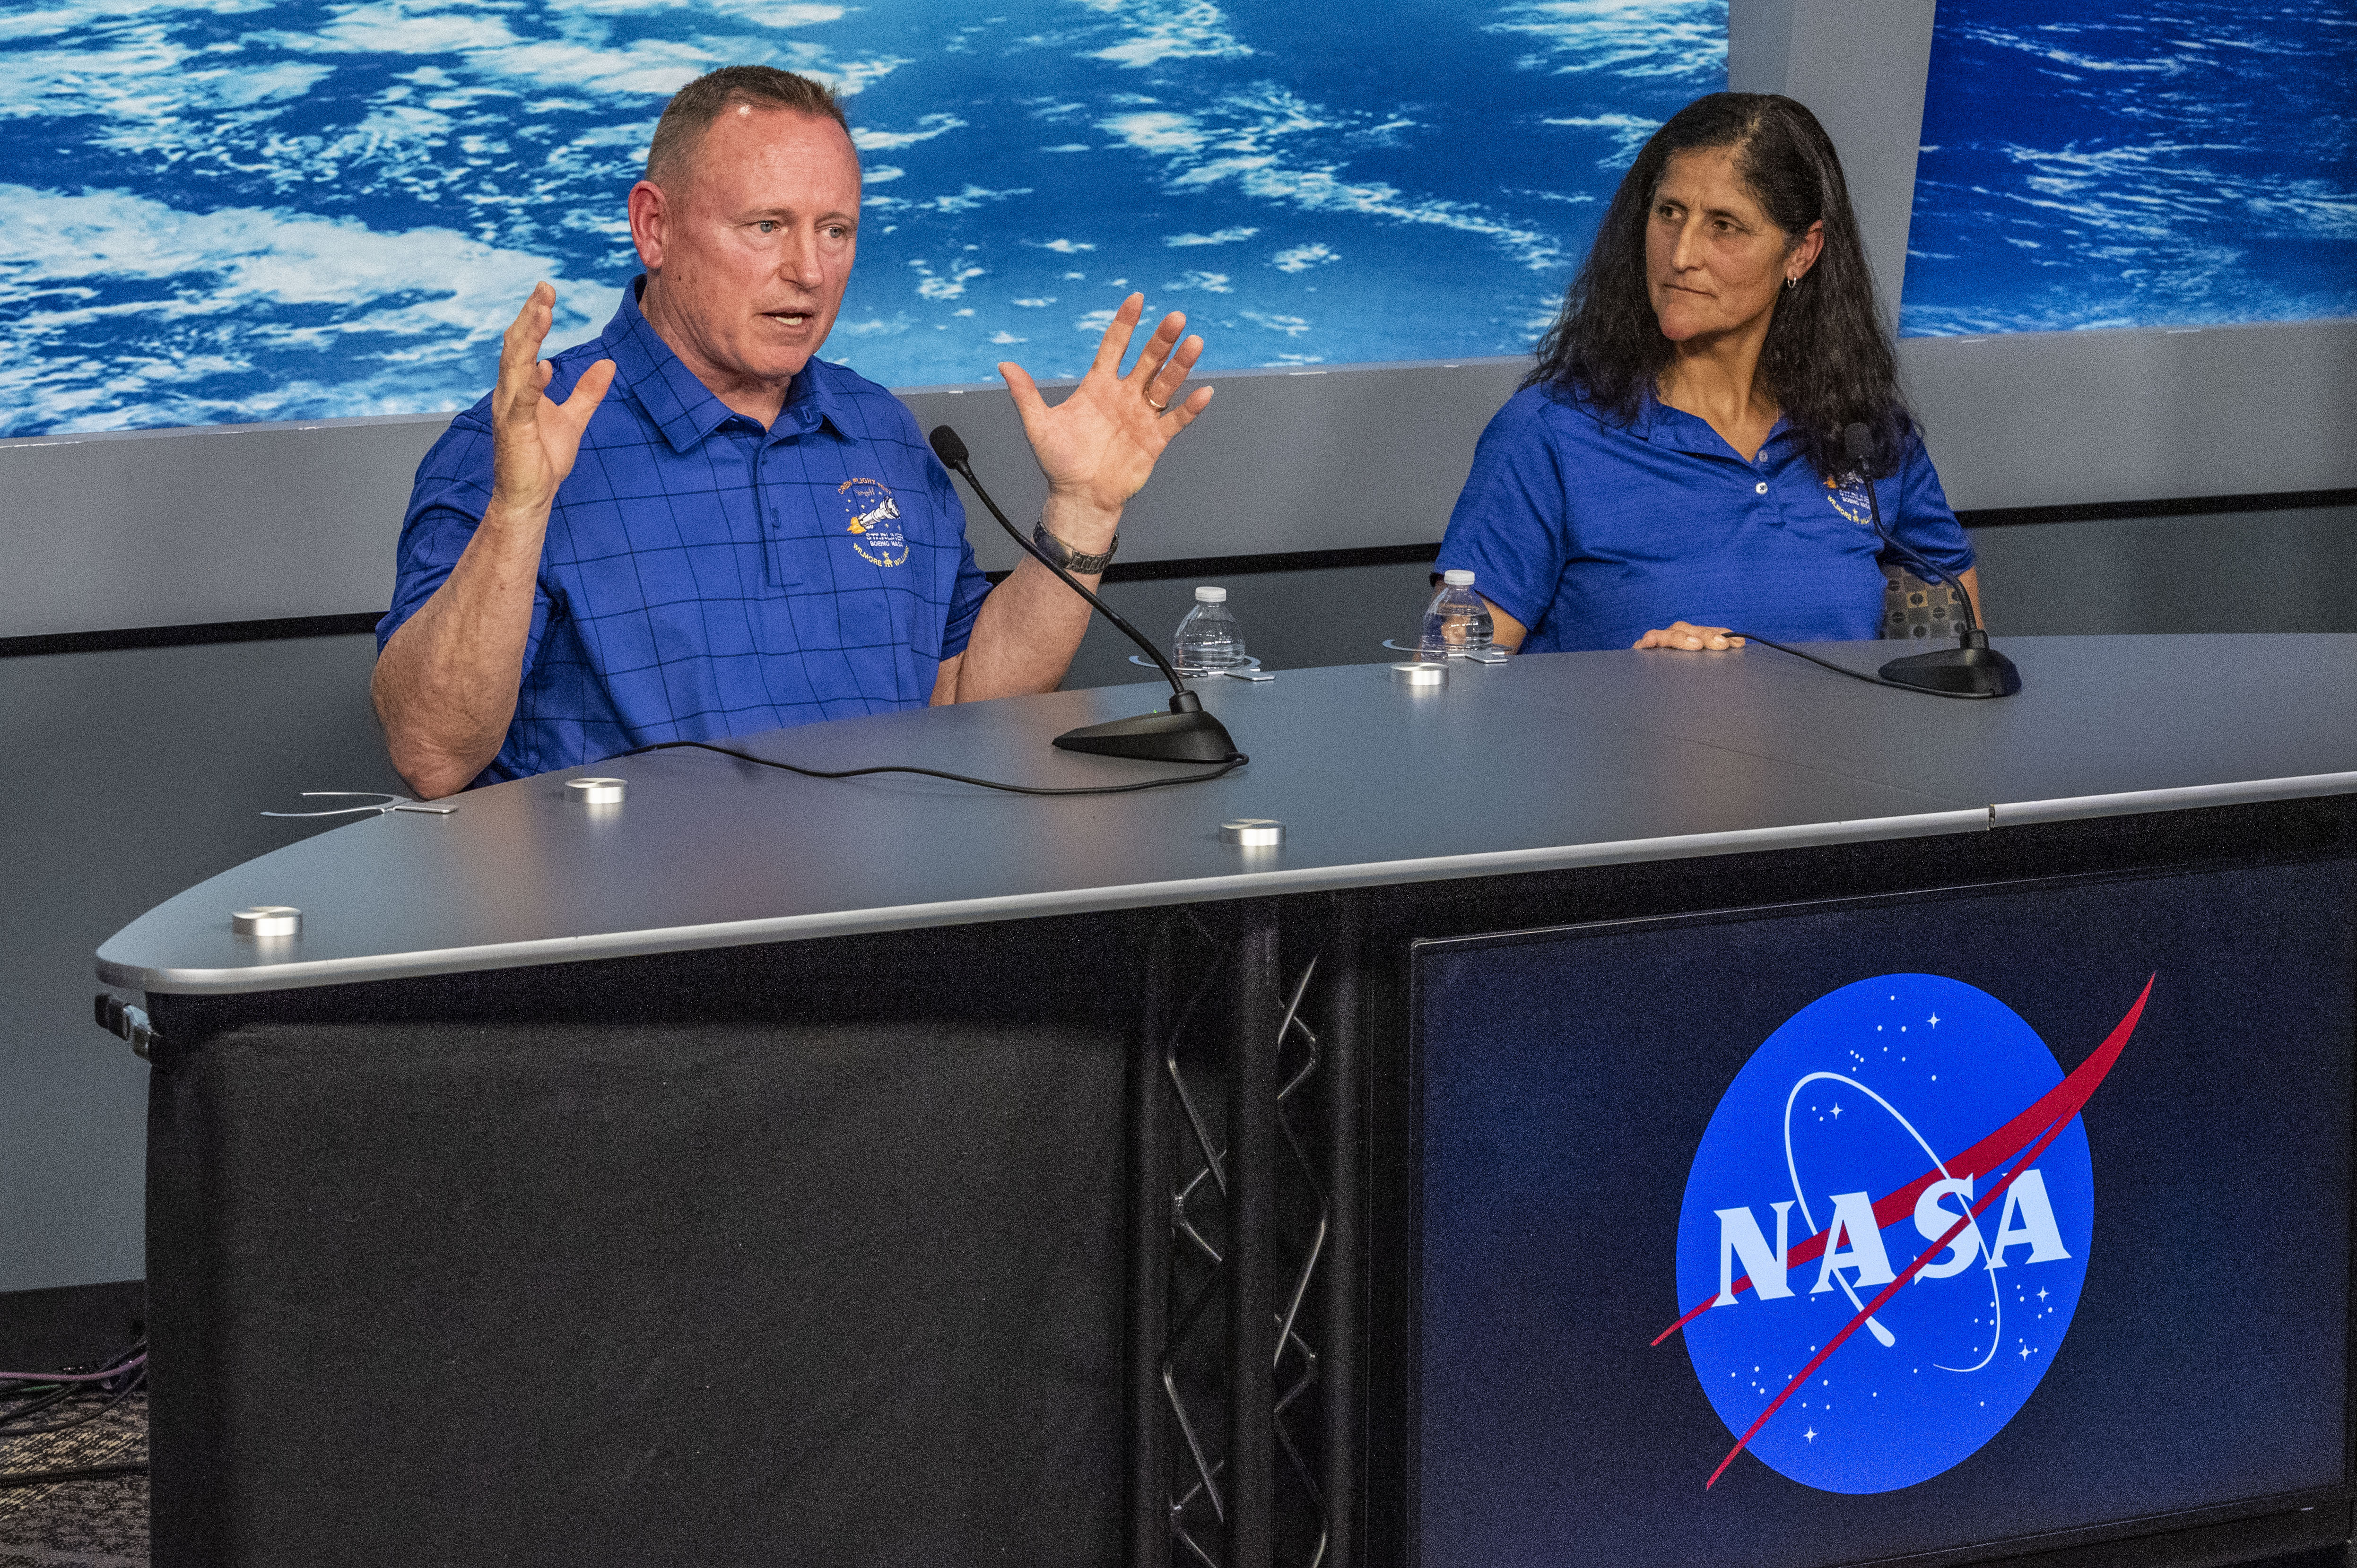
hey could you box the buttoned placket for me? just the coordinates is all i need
[754,405,827,588]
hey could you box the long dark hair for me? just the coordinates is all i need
[1527,92,1910,479]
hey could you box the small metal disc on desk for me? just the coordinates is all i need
[566,777,627,805]
[1220,819,1284,848]
[231,906,301,938]
[1390,661,1446,686]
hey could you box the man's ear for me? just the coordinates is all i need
[627,180,668,273]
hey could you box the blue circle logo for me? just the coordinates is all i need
[1668,974,2117,1493]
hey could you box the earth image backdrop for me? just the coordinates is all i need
[3,0,1726,436]
[1901,0,2357,336]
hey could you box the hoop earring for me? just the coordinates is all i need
[1784,275,1800,291]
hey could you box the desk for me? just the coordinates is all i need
[100,636,2357,1568]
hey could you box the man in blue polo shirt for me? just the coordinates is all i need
[373,66,1214,798]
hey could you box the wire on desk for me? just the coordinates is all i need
[626,738,1249,796]
[1730,633,1996,700]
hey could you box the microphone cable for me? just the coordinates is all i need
[624,737,1248,796]
[1724,633,2001,699]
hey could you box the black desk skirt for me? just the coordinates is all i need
[145,922,1139,1568]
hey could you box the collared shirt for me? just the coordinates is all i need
[380,281,991,786]
[1436,383,1974,653]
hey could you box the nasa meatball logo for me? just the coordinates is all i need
[1659,973,2148,1493]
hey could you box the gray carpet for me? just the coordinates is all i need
[0,1390,146,1568]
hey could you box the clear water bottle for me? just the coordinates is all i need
[1173,585,1246,671]
[1419,569,1493,659]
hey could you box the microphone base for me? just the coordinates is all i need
[1054,707,1241,764]
[1878,643,2023,698]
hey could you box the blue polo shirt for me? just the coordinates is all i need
[380,281,991,786]
[1436,382,1973,653]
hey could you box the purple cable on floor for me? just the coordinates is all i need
[0,1354,145,1384]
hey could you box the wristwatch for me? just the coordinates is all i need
[1033,519,1118,575]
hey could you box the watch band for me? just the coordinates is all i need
[1033,520,1118,575]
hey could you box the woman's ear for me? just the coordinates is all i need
[1787,218,1827,284]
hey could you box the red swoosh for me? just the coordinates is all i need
[1653,976,2152,1349]
[1657,975,2152,1488]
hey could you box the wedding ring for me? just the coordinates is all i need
[1147,394,1168,411]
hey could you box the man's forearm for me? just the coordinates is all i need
[945,554,1100,703]
[940,493,1122,704]
[372,503,550,797]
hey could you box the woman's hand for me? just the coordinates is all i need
[1634,621,1746,651]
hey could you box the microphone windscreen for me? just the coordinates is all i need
[1842,421,1876,469]
[928,424,970,469]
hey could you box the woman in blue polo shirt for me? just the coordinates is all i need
[1437,93,1978,654]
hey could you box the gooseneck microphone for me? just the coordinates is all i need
[1844,422,2022,699]
[928,425,1244,764]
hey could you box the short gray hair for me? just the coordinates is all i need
[644,66,849,187]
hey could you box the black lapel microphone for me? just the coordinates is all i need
[927,425,1244,764]
[1843,422,2022,699]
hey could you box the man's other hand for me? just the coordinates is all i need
[490,282,616,518]
[996,293,1213,526]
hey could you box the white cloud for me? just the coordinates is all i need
[1242,310,1312,336]
[1486,0,1726,81]
[0,182,618,433]
[1165,269,1230,292]
[1270,242,1336,272]
[917,183,1032,214]
[1068,0,1252,69]
[988,329,1026,344]
[852,113,967,151]
[1098,110,1208,157]
[1541,112,1660,166]
[1031,237,1096,253]
[862,165,904,183]
[911,259,986,299]
[1166,226,1257,246]
[1011,296,1056,306]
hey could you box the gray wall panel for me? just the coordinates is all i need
[0,634,402,1293]
[1902,319,2357,511]
[2,414,447,640]
[900,359,1520,576]
[1731,0,1937,334]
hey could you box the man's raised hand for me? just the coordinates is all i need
[488,282,616,519]
[996,293,1213,525]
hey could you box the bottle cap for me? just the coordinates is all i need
[1443,569,1475,587]
[1195,585,1226,602]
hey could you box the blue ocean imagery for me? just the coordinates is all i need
[1902,0,2357,336]
[0,0,1725,438]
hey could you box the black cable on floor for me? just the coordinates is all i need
[0,1461,147,1491]
[627,737,1249,795]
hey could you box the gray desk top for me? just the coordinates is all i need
[97,635,2357,995]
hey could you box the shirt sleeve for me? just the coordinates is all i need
[1880,427,1974,579]
[931,458,991,660]
[374,411,554,675]
[1434,390,1569,636]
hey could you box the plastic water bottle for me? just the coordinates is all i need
[1419,569,1493,660]
[1173,585,1247,672]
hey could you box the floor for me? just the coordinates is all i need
[0,1389,145,1568]
[0,1402,2346,1568]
